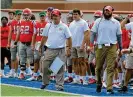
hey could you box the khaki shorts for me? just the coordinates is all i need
[71,47,85,58]
[126,54,133,69]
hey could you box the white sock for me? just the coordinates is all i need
[68,73,72,77]
[92,76,96,79]
[11,69,15,73]
[1,70,4,75]
[103,71,107,82]
[113,80,117,84]
[33,73,38,76]
[88,75,92,79]
[122,72,125,81]
[27,67,31,71]
[118,73,122,84]
[83,76,86,81]
[75,75,79,80]
[20,70,25,74]
[80,76,83,80]
[40,73,43,76]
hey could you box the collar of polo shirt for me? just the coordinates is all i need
[102,16,114,21]
[52,21,62,26]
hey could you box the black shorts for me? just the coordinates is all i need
[1,47,11,64]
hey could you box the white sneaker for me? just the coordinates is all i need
[14,73,18,78]
[83,80,88,85]
[64,77,69,81]
[102,82,107,88]
[71,78,81,84]
[27,69,33,76]
[130,86,133,89]
[6,72,15,78]
[26,76,37,81]
[1,74,8,78]
[113,83,120,88]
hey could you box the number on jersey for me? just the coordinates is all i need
[20,26,30,34]
[37,28,43,36]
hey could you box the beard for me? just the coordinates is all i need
[103,13,112,20]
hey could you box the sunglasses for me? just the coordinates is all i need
[17,14,21,15]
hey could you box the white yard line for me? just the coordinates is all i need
[1,83,95,97]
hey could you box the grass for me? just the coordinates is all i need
[1,84,77,96]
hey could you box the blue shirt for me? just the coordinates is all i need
[91,17,122,45]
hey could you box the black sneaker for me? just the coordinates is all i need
[96,84,102,93]
[40,84,48,89]
[118,86,128,93]
[107,89,114,94]
[56,88,64,91]
[37,75,42,82]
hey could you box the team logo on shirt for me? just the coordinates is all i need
[59,27,63,31]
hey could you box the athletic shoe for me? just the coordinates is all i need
[102,81,107,88]
[6,72,15,78]
[71,78,81,84]
[113,83,120,88]
[14,73,18,78]
[83,80,88,85]
[37,75,42,81]
[26,69,33,76]
[1,74,8,78]
[118,86,128,93]
[18,73,25,79]
[40,84,48,89]
[50,76,55,81]
[96,84,102,93]
[64,77,73,83]
[107,89,114,94]
[89,78,96,84]
[26,76,37,81]
[130,86,133,89]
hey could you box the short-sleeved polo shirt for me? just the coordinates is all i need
[91,17,122,45]
[42,21,71,48]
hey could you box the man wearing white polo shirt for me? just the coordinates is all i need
[39,9,72,91]
[90,6,122,94]
[69,9,90,85]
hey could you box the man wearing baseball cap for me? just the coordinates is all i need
[39,9,72,91]
[45,7,54,23]
[90,6,122,94]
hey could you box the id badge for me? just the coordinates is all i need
[105,43,110,47]
[98,45,102,49]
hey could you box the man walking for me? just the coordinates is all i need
[39,9,72,91]
[90,6,122,94]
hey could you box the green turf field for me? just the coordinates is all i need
[1,84,78,96]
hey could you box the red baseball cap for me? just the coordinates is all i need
[104,6,114,12]
[52,9,61,16]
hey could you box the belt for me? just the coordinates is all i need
[48,47,64,50]
[98,43,115,49]
[102,43,114,46]
[21,42,31,46]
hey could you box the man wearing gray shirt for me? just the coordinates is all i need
[90,6,122,94]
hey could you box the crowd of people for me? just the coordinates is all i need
[0,6,133,94]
